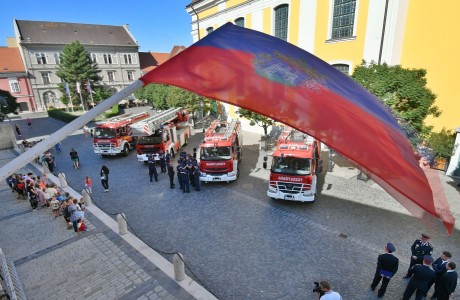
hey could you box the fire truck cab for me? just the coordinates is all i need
[92,112,150,156]
[133,108,191,162]
[199,119,242,183]
[265,127,322,202]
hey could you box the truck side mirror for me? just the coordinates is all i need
[263,156,268,169]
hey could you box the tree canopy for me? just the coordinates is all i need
[427,128,456,159]
[0,90,19,121]
[134,83,215,114]
[56,41,103,107]
[352,61,440,136]
[236,108,275,136]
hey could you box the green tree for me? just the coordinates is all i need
[426,128,456,159]
[236,108,275,136]
[352,61,440,136]
[0,90,20,121]
[56,41,102,107]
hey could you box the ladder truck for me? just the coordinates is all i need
[133,108,192,162]
[264,127,322,202]
[92,112,150,156]
[199,119,242,183]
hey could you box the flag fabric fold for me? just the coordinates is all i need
[140,23,454,233]
[76,81,81,94]
[86,80,92,94]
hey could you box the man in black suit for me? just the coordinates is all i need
[431,251,452,299]
[436,262,457,300]
[403,255,436,300]
[370,243,399,298]
[404,233,434,278]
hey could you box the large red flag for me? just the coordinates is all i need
[140,23,454,233]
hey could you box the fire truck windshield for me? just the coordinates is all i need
[94,128,116,139]
[137,135,163,145]
[271,156,311,175]
[200,146,231,161]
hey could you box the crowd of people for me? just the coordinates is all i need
[6,172,87,234]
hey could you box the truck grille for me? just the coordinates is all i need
[273,182,311,194]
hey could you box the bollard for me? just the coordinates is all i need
[81,189,92,206]
[117,213,128,235]
[173,253,185,281]
[58,172,68,188]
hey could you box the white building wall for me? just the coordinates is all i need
[446,128,460,177]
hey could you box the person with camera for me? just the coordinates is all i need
[370,242,399,298]
[317,281,342,300]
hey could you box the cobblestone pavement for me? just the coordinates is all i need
[1,113,459,300]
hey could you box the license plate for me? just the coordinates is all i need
[213,177,221,181]
[284,195,294,200]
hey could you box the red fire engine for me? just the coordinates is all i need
[264,127,322,202]
[133,108,191,161]
[199,119,242,183]
[92,112,150,156]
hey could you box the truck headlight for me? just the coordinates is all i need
[228,171,236,176]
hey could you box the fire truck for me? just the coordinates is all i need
[264,127,322,202]
[199,119,242,183]
[133,108,192,162]
[92,112,150,156]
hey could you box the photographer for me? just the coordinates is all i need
[318,281,342,300]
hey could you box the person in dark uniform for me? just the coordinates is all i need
[159,151,166,173]
[370,243,399,298]
[177,163,184,190]
[404,234,433,278]
[147,155,158,182]
[432,251,452,299]
[403,255,436,300]
[436,262,457,300]
[165,150,171,164]
[167,163,175,189]
[193,165,201,191]
[186,162,195,187]
[179,165,190,193]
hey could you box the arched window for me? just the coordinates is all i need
[274,4,289,41]
[206,27,214,35]
[235,17,245,28]
[332,64,350,75]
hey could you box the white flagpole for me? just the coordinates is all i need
[0,80,144,182]
[77,82,85,113]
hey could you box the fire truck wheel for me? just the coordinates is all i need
[122,144,129,156]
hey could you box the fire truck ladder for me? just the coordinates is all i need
[224,119,238,139]
[96,112,147,125]
[131,108,183,136]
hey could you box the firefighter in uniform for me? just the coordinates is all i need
[193,164,201,191]
[165,150,171,164]
[147,155,158,182]
[177,163,184,190]
[404,233,433,278]
[187,162,195,188]
[159,151,166,173]
[167,163,175,189]
[179,165,190,193]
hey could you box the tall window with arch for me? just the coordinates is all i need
[332,0,356,39]
[235,17,244,28]
[274,4,289,41]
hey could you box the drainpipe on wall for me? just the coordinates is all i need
[378,0,390,65]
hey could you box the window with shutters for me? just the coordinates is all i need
[107,71,115,82]
[123,54,133,64]
[91,53,98,63]
[331,0,356,39]
[274,4,289,41]
[35,53,47,64]
[103,54,117,64]
[127,71,135,81]
[9,79,20,93]
[53,53,60,64]
[235,18,245,27]
[41,72,51,85]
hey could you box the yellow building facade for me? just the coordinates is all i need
[186,0,459,132]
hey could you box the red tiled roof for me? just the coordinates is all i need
[0,47,25,73]
[139,46,187,74]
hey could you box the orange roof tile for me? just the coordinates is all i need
[0,47,25,73]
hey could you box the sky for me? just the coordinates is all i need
[1,0,194,53]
